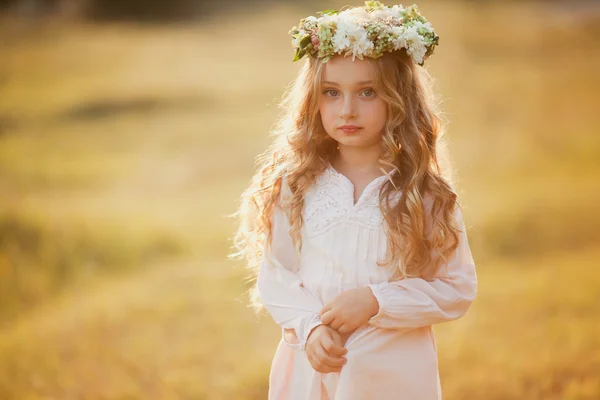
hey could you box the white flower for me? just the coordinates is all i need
[389,25,427,63]
[332,17,364,53]
[402,26,427,63]
[331,24,350,52]
[390,26,406,50]
[412,20,433,34]
[405,25,423,42]
[407,44,427,64]
[292,29,308,48]
[391,5,406,14]
[340,7,370,22]
[330,14,375,59]
[372,4,405,19]
[319,13,339,26]
[351,32,374,59]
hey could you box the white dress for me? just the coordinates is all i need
[257,164,478,400]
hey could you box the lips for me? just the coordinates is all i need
[338,125,362,133]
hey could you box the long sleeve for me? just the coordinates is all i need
[256,181,324,350]
[367,204,478,329]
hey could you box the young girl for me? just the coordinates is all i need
[233,2,477,399]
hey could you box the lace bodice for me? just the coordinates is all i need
[303,165,399,237]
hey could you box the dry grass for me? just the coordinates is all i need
[0,1,599,399]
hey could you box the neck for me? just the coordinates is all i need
[334,143,383,175]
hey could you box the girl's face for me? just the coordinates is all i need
[319,55,387,150]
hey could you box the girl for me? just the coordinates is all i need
[233,2,477,399]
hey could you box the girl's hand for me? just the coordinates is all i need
[319,287,380,334]
[305,325,348,373]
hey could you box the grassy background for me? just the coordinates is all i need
[0,1,599,399]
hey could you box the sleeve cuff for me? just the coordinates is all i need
[367,283,388,325]
[281,314,323,351]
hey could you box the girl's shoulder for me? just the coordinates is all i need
[279,165,331,200]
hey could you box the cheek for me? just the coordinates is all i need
[319,102,337,130]
[363,100,387,130]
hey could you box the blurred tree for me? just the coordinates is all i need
[1,0,597,19]
[0,0,312,21]
[0,0,86,18]
[82,0,315,22]
[86,0,207,22]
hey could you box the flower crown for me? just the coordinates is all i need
[289,1,439,66]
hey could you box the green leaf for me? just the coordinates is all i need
[317,9,339,16]
[293,48,306,61]
[299,35,312,48]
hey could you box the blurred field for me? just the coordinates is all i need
[0,1,599,399]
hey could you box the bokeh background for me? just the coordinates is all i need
[1,0,599,399]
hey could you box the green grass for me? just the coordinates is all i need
[0,1,598,398]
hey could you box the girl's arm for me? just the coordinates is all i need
[256,180,324,350]
[366,205,478,329]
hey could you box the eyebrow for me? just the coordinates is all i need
[322,80,374,86]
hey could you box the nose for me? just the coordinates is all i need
[339,95,356,120]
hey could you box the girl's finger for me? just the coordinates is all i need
[322,335,348,357]
[315,364,342,373]
[329,318,343,330]
[320,304,332,317]
[321,310,334,325]
[338,323,352,334]
[316,343,347,367]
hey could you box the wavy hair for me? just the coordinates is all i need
[231,50,462,302]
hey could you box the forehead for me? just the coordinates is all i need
[321,55,375,85]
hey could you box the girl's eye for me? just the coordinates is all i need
[323,89,339,97]
[361,89,376,97]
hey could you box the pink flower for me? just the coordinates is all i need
[311,29,320,51]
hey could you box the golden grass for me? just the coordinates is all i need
[0,1,598,398]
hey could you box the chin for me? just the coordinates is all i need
[336,136,377,149]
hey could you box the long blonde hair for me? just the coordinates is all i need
[231,50,462,296]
